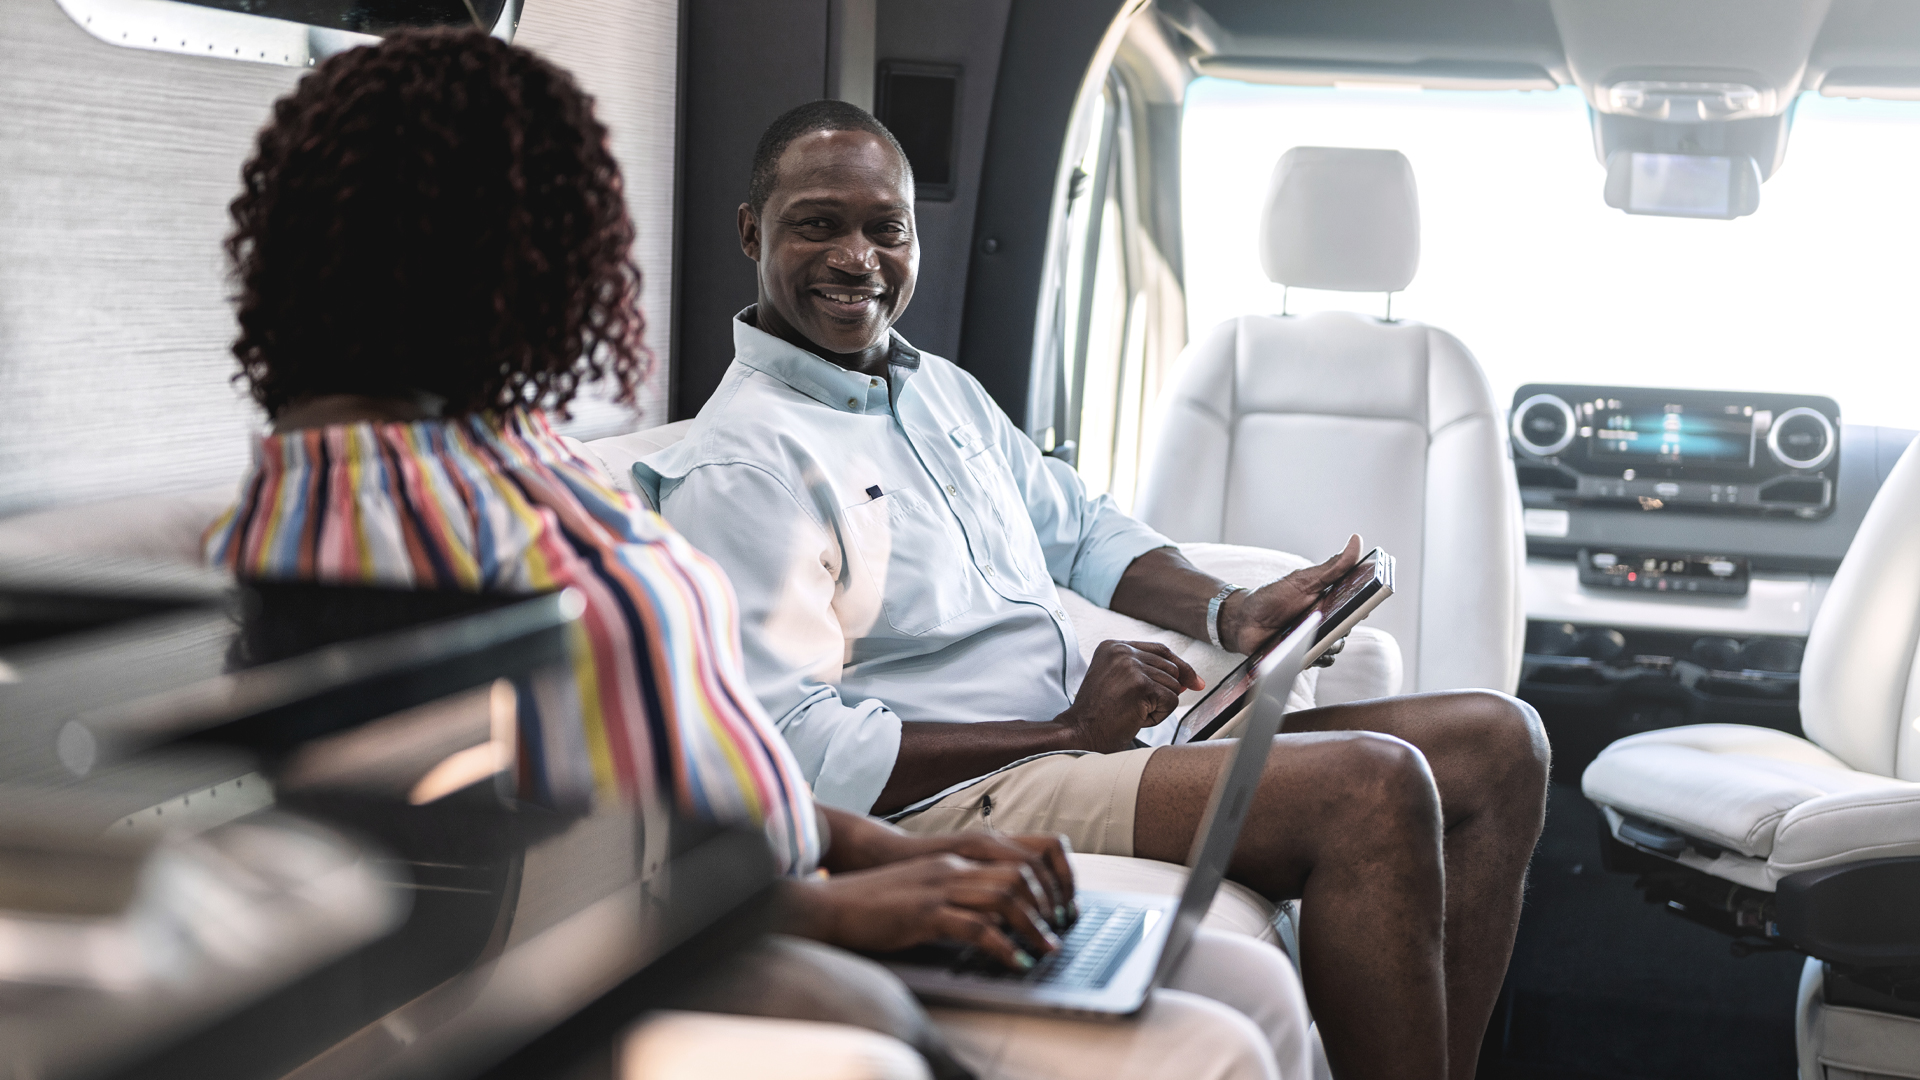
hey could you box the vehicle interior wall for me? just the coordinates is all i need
[0,0,679,519]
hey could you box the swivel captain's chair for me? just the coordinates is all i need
[1133,147,1525,693]
[1583,437,1920,1079]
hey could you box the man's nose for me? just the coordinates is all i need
[825,236,879,275]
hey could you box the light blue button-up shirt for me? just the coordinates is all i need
[635,311,1173,813]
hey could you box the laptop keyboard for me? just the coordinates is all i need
[953,898,1150,990]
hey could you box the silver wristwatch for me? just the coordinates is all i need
[1207,583,1248,650]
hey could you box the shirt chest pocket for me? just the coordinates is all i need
[951,424,1038,579]
[841,491,974,637]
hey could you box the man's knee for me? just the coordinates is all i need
[1308,731,1442,833]
[1435,690,1551,785]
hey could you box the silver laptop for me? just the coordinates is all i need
[880,608,1326,1020]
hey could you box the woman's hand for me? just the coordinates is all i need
[784,853,1064,971]
[909,831,1077,929]
[816,808,1077,930]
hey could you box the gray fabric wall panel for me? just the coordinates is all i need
[516,0,680,439]
[0,0,300,516]
[0,0,678,517]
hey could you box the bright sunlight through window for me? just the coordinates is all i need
[1181,81,1920,431]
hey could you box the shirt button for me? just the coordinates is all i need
[869,378,880,387]
[984,566,996,577]
[1052,608,1066,619]
[846,397,858,408]
[946,484,957,495]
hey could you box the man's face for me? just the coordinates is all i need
[740,129,918,361]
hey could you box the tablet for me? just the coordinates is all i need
[1171,548,1396,744]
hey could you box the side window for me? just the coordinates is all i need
[1038,70,1183,512]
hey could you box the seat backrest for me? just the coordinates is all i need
[1800,435,1920,780]
[1134,147,1523,694]
[579,420,696,508]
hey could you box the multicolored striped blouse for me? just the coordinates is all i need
[206,408,822,875]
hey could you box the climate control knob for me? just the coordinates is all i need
[1767,407,1835,470]
[1511,393,1577,457]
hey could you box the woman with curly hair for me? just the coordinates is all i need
[207,29,1305,1080]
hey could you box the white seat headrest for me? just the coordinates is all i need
[1258,147,1420,293]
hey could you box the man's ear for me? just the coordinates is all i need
[738,203,761,261]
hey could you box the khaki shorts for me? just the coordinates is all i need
[890,747,1159,857]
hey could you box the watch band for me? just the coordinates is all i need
[1207,584,1247,650]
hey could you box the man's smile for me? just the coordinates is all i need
[809,284,884,317]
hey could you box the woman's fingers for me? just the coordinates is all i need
[943,864,1061,956]
[929,907,1029,971]
[1011,834,1077,924]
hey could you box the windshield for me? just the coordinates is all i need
[1181,80,1920,431]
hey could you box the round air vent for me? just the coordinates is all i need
[1511,393,1577,457]
[1767,407,1835,470]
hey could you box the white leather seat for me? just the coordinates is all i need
[1133,147,1525,694]
[1583,437,1920,890]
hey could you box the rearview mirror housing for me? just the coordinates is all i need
[1603,151,1762,219]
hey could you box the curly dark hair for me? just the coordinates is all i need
[226,28,650,419]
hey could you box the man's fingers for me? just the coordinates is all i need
[1122,640,1202,691]
[1316,534,1363,576]
[1134,659,1188,696]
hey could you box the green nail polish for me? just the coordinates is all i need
[1012,949,1036,971]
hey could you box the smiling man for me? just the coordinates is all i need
[636,100,1550,1080]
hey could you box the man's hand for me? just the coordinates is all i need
[1055,640,1203,752]
[1218,534,1363,655]
[786,854,1064,971]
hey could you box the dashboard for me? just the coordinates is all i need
[1509,384,1915,735]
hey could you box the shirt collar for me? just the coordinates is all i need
[733,306,919,416]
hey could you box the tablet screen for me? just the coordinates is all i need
[1171,549,1392,744]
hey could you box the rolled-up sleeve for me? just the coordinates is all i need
[989,414,1172,609]
[650,461,903,813]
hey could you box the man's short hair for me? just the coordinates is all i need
[748,99,912,213]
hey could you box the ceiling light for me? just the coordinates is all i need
[1605,80,1770,121]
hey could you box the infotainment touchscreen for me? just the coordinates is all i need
[1509,385,1841,516]
[1589,403,1757,467]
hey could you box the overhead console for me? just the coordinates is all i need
[1511,384,1841,518]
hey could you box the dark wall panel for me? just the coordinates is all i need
[672,0,830,420]
[959,0,1129,427]
[877,0,1011,361]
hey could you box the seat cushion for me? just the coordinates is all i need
[1583,724,1920,887]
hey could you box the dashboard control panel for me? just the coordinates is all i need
[1576,548,1749,596]
[1511,384,1841,517]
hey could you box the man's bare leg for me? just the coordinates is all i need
[1135,730,1449,1080]
[1283,690,1551,1077]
